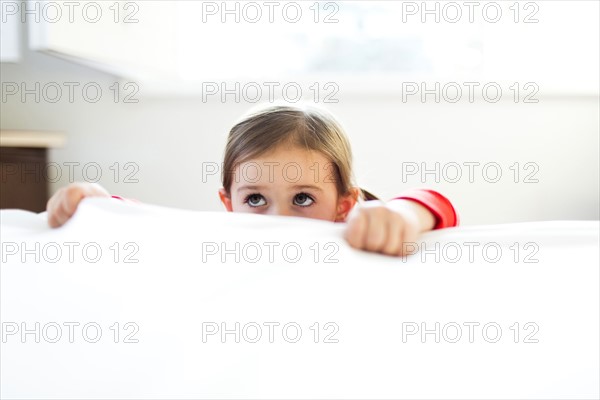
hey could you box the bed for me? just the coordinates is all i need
[1,198,598,399]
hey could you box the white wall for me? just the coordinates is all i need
[1,23,598,225]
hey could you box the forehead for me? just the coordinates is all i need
[232,146,336,187]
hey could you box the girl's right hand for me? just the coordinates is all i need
[46,182,110,228]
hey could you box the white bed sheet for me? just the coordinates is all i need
[1,198,599,399]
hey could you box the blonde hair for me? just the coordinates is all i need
[221,104,377,201]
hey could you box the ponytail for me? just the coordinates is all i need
[360,188,379,201]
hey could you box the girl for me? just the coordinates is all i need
[47,105,458,256]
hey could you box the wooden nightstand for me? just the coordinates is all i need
[0,131,66,212]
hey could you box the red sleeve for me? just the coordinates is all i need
[392,189,458,229]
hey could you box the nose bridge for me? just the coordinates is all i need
[270,202,294,217]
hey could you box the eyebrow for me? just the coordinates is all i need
[236,185,265,193]
[291,185,324,193]
[236,184,324,193]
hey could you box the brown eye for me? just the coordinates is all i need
[293,193,314,207]
[246,194,266,207]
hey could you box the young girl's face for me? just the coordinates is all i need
[219,145,357,222]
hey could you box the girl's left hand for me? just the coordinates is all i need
[343,200,434,257]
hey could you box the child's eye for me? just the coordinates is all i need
[245,194,266,207]
[293,193,315,207]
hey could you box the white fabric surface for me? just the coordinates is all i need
[1,198,599,399]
